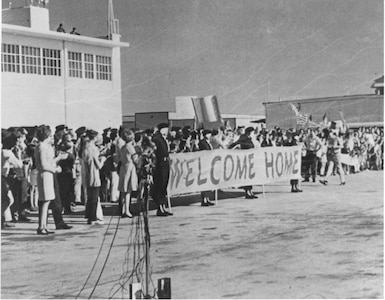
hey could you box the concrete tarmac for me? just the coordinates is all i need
[1,170,383,299]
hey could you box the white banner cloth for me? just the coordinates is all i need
[168,146,302,196]
[340,154,360,172]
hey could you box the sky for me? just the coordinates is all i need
[3,0,384,116]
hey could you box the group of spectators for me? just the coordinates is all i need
[57,23,80,35]
[1,122,383,232]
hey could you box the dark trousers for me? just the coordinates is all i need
[1,177,10,226]
[8,177,26,218]
[49,175,65,227]
[242,186,252,192]
[99,169,110,202]
[304,151,318,180]
[57,172,74,212]
[201,191,212,199]
[151,160,170,206]
[86,187,99,222]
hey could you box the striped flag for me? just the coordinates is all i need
[192,95,223,124]
[288,102,309,127]
[297,113,309,127]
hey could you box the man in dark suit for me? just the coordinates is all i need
[198,129,215,206]
[229,126,258,199]
[151,123,173,216]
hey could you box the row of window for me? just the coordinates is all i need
[1,43,112,81]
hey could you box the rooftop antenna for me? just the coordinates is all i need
[107,0,119,40]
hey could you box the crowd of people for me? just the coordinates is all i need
[1,122,383,233]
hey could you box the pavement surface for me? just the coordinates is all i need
[1,170,383,299]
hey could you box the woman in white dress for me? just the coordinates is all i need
[34,125,67,235]
[117,129,138,218]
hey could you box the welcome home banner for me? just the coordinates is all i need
[168,146,302,196]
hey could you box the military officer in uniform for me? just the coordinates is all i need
[151,123,173,216]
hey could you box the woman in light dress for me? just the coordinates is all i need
[118,128,138,218]
[34,125,67,235]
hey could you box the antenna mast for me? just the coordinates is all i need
[107,0,119,39]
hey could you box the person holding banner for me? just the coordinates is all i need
[151,123,173,216]
[229,127,258,199]
[283,131,302,193]
[198,130,215,206]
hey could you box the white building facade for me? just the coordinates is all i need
[1,5,129,131]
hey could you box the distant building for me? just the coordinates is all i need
[263,77,384,130]
[127,96,264,130]
[371,76,384,95]
[122,115,135,129]
[1,4,129,131]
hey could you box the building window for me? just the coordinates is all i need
[21,46,41,75]
[42,48,61,76]
[84,53,94,79]
[96,55,112,81]
[68,51,82,78]
[1,44,20,73]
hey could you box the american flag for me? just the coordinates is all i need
[288,103,308,127]
[297,113,309,126]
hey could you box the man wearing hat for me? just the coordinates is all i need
[320,129,346,186]
[233,126,245,143]
[103,127,112,139]
[55,124,68,133]
[75,126,87,138]
[229,127,258,199]
[151,123,173,216]
[198,129,215,206]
